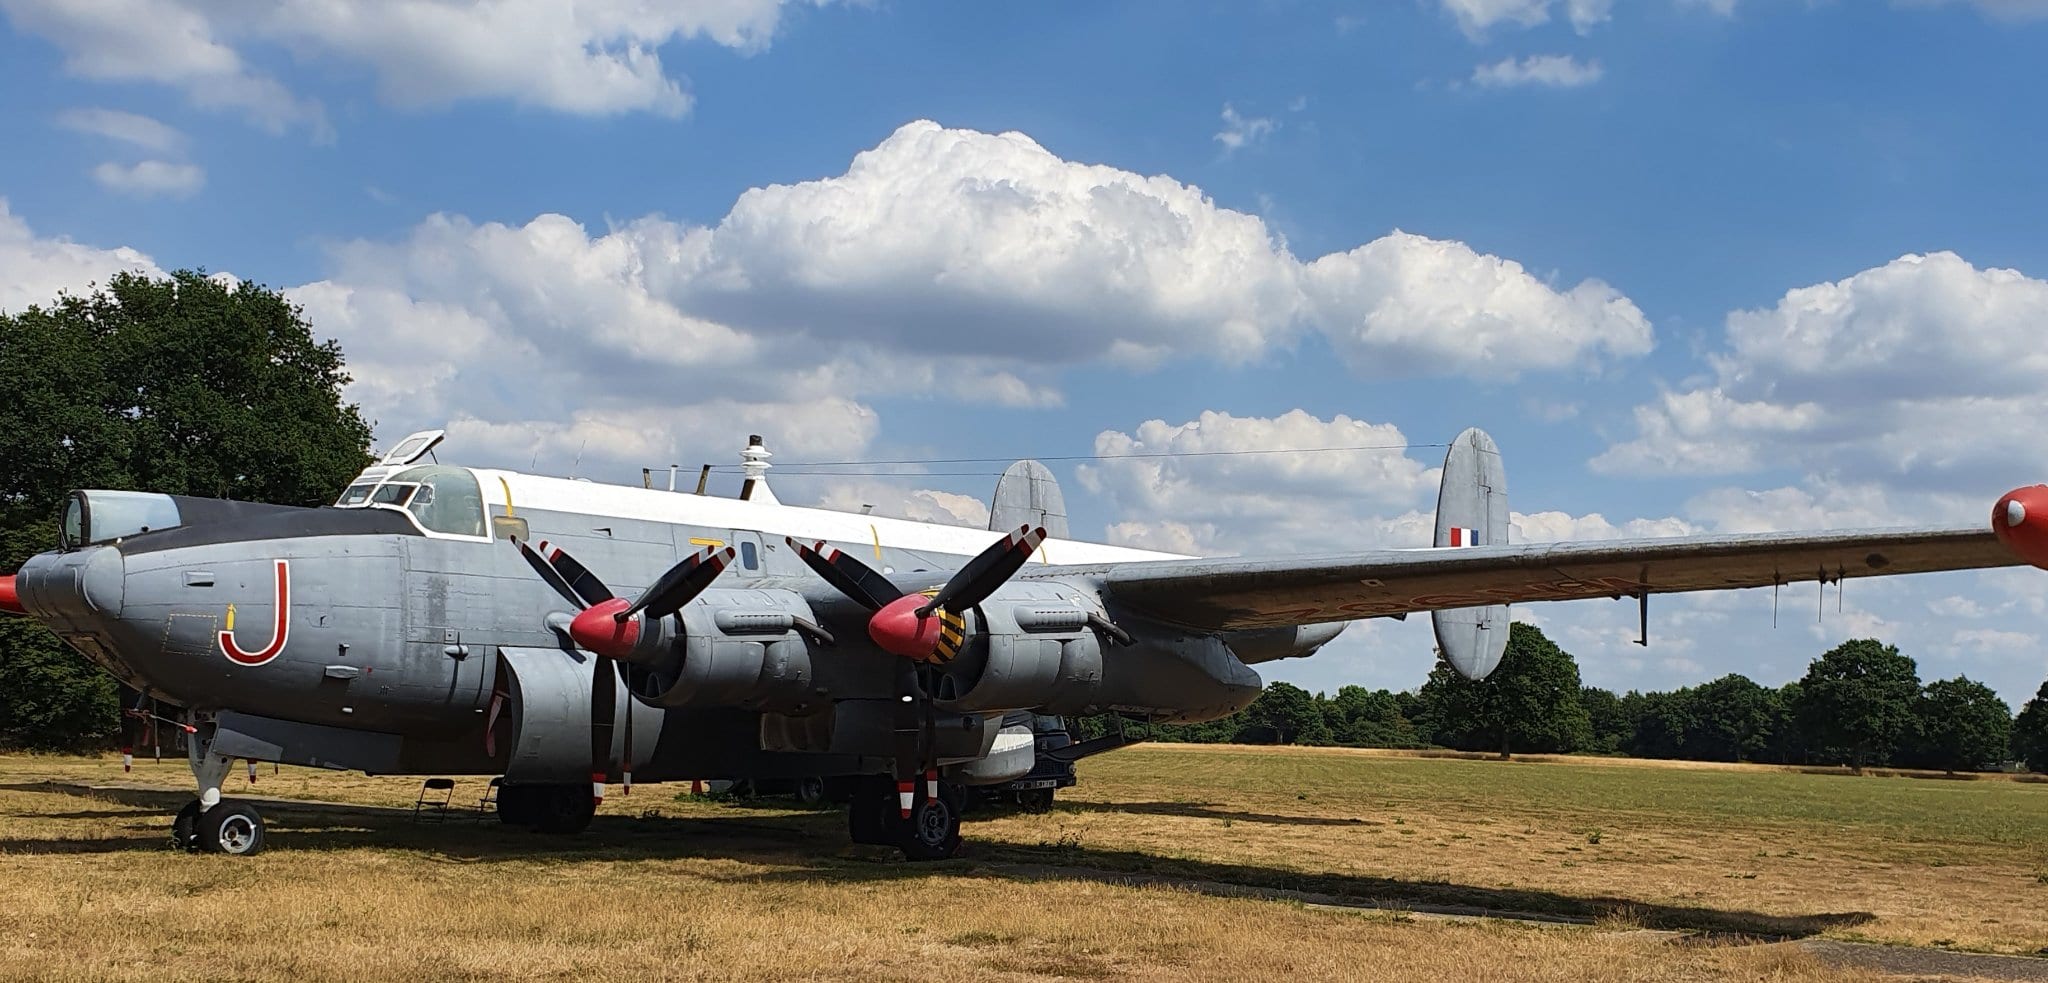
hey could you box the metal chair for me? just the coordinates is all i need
[413,778,456,822]
[476,777,502,822]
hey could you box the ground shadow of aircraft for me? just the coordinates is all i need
[1,781,1872,941]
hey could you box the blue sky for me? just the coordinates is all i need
[5,0,2047,705]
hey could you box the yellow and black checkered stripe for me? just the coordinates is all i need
[932,609,967,663]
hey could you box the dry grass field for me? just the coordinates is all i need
[1,743,2043,982]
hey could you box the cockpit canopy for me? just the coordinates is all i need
[333,464,486,538]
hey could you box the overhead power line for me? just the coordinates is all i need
[701,442,1447,472]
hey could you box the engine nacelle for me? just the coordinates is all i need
[636,587,823,714]
[934,582,1106,714]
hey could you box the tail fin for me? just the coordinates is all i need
[1432,428,1509,679]
[990,460,1070,539]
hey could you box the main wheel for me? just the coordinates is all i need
[496,784,537,827]
[895,792,962,862]
[847,775,892,846]
[171,800,203,853]
[531,785,595,835]
[794,776,826,806]
[198,801,266,856]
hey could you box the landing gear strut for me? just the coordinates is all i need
[171,719,267,855]
[847,774,963,861]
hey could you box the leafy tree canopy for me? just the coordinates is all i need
[0,271,374,749]
[1793,638,1921,769]
[2009,681,2048,773]
[1906,676,2012,774]
[1417,622,1592,758]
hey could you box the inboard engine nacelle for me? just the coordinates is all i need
[577,586,826,715]
[933,582,1107,714]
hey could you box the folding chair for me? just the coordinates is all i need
[413,778,456,822]
[477,777,502,823]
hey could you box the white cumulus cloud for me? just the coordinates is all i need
[1471,54,1604,89]
[90,160,205,198]
[0,199,164,314]
[2,0,819,133]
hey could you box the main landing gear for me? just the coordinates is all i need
[170,723,267,856]
[494,783,596,834]
[847,774,963,861]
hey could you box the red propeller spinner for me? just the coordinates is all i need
[1993,485,2048,569]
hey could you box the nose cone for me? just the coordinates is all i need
[868,594,944,660]
[1993,485,2048,569]
[0,574,21,615]
[16,546,124,625]
[568,598,639,660]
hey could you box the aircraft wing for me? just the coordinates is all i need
[1057,526,2015,631]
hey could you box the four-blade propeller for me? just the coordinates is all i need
[785,524,1046,662]
[785,524,1046,819]
[512,537,735,804]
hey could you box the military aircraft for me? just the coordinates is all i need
[5,427,2044,859]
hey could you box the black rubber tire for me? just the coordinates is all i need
[1018,787,1055,814]
[531,785,595,835]
[496,784,537,827]
[171,800,203,852]
[895,792,962,862]
[794,775,826,806]
[198,801,266,856]
[846,776,892,846]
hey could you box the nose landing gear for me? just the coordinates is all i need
[169,718,267,856]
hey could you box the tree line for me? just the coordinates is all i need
[1085,623,2048,774]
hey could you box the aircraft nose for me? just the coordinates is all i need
[16,545,125,626]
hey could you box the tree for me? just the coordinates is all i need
[1417,622,1593,758]
[1906,677,2011,774]
[1626,688,1697,760]
[1578,686,1629,755]
[1686,674,1779,763]
[1793,639,1921,769]
[1236,682,1332,745]
[0,271,374,749]
[2015,681,2048,773]
[1325,685,1418,747]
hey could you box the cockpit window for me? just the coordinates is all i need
[335,482,378,507]
[370,483,417,507]
[388,466,485,537]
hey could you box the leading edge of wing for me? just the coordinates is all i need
[1057,526,2016,631]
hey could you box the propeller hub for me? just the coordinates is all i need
[568,598,640,659]
[1993,484,2048,569]
[0,574,21,616]
[868,594,945,661]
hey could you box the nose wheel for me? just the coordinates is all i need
[171,799,267,855]
[170,715,267,855]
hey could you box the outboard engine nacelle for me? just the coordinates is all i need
[934,582,1106,714]
[636,587,823,714]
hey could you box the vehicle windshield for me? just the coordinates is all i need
[369,483,417,507]
[388,466,485,537]
[335,482,377,507]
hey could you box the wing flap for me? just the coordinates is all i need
[1084,527,2014,631]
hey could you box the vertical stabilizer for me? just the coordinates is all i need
[1432,428,1509,679]
[990,460,1069,539]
